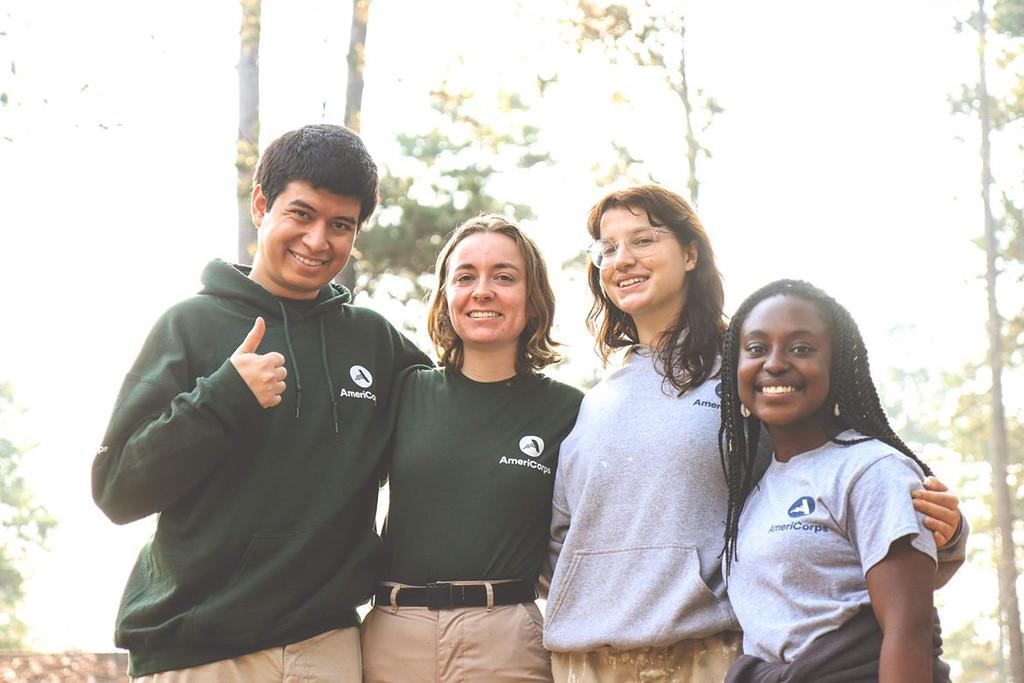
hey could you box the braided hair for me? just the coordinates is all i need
[718,279,933,575]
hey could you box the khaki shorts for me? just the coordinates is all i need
[361,602,552,682]
[131,626,361,682]
[551,632,741,683]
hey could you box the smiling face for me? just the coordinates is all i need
[597,205,697,345]
[737,294,837,451]
[249,180,361,300]
[445,232,530,363]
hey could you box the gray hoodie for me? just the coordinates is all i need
[545,348,737,651]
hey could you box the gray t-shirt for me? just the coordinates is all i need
[727,432,937,663]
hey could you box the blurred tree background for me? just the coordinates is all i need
[356,84,546,316]
[0,383,55,649]
[235,0,261,264]
[566,0,722,204]
[2,0,1023,675]
[883,0,1024,678]
[0,11,55,652]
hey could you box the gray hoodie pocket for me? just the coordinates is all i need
[545,544,735,650]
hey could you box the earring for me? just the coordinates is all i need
[740,404,751,418]
[834,402,841,417]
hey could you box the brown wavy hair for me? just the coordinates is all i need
[428,214,562,374]
[586,185,726,394]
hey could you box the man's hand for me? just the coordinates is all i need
[230,317,287,408]
[912,476,962,549]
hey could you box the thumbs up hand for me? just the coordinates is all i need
[230,317,287,408]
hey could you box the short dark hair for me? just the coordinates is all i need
[585,185,726,395]
[254,124,379,225]
[718,279,933,574]
[427,215,563,374]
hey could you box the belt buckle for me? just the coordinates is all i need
[425,582,453,610]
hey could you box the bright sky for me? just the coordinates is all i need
[0,0,1008,659]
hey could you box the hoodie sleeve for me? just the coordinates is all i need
[544,461,571,590]
[92,311,263,524]
[390,325,432,370]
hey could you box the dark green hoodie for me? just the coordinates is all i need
[92,259,430,676]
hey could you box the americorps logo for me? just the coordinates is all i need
[500,434,551,475]
[788,496,815,518]
[768,495,830,535]
[519,435,544,457]
[339,365,377,403]
[350,365,373,388]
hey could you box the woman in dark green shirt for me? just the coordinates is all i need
[361,215,583,683]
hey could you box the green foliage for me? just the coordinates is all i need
[898,3,1024,668]
[949,74,1024,127]
[887,360,1016,449]
[356,86,543,307]
[569,2,638,53]
[0,382,55,649]
[882,351,1024,671]
[994,0,1024,36]
[590,141,658,189]
[976,2,1024,365]
[946,621,1004,681]
[952,0,1024,367]
[566,0,722,199]
[1,16,12,117]
[569,0,702,78]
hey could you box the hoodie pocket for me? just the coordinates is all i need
[544,544,735,649]
[185,523,357,646]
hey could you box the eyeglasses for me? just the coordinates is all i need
[586,226,674,269]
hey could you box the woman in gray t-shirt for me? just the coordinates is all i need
[719,279,950,682]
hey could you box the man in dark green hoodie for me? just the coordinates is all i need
[93,124,430,681]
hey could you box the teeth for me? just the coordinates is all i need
[762,385,797,394]
[292,252,326,267]
[468,311,500,319]
[619,277,648,287]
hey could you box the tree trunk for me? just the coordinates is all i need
[977,2,1024,679]
[345,0,371,133]
[677,17,699,208]
[338,0,372,293]
[236,0,261,264]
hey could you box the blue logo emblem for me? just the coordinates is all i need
[714,383,723,398]
[788,497,815,518]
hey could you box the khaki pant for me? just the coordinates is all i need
[361,603,552,682]
[551,632,741,683]
[132,627,361,683]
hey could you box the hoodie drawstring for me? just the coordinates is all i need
[277,302,303,419]
[277,301,339,434]
[320,316,340,434]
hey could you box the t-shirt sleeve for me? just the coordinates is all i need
[845,455,938,575]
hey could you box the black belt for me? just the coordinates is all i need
[373,581,536,610]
